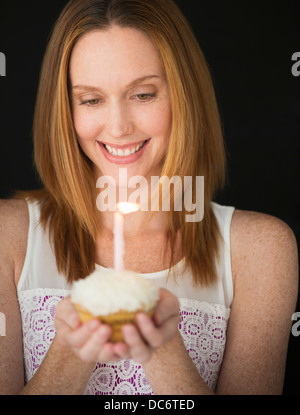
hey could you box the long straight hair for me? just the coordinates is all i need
[26,0,226,285]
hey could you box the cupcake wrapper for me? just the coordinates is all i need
[74,303,154,343]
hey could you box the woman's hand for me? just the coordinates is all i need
[54,297,129,363]
[54,288,180,365]
[122,288,180,364]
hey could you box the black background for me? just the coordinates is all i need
[0,0,299,394]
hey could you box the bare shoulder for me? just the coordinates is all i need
[0,198,29,285]
[230,208,298,307]
[0,197,28,222]
[0,198,28,393]
[216,209,298,393]
[231,208,297,244]
[0,198,29,244]
[231,209,298,275]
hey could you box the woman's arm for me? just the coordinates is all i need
[136,330,214,395]
[216,210,298,394]
[0,200,106,395]
[122,211,298,395]
[19,296,125,394]
[0,198,200,394]
[122,289,214,394]
[19,337,95,395]
[0,200,26,394]
[20,289,182,394]
[0,268,24,394]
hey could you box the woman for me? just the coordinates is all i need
[0,0,298,395]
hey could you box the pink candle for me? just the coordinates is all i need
[113,202,139,271]
[113,211,125,271]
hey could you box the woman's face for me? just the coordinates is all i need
[69,26,172,185]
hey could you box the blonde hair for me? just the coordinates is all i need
[26,0,225,284]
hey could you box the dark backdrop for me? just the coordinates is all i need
[0,0,299,395]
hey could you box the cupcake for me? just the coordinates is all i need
[70,268,159,342]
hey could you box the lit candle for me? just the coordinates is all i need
[113,202,139,271]
[113,210,124,271]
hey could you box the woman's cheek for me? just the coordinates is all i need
[137,103,171,138]
[73,110,102,141]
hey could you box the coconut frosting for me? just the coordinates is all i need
[70,269,159,315]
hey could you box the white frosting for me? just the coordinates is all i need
[70,269,159,315]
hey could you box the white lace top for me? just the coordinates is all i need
[17,200,234,394]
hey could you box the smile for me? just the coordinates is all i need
[98,139,150,165]
[102,139,149,157]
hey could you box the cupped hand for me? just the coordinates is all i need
[54,297,130,363]
[54,288,180,365]
[122,288,180,364]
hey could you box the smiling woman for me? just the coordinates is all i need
[0,0,298,396]
[31,0,225,286]
[69,27,172,183]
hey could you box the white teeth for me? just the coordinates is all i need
[104,140,146,156]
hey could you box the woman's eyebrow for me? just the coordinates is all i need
[126,74,160,87]
[72,75,160,92]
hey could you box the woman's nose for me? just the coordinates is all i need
[104,100,134,139]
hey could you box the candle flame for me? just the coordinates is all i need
[117,202,140,215]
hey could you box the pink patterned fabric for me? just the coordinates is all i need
[18,288,230,394]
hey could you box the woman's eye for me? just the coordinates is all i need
[135,93,155,102]
[79,94,155,106]
[86,99,100,106]
[81,98,101,106]
[88,99,100,105]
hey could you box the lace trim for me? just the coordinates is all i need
[18,288,230,394]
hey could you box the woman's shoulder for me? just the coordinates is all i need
[231,208,297,249]
[230,208,298,293]
[0,198,29,284]
[0,198,29,233]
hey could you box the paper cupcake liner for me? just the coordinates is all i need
[74,303,154,343]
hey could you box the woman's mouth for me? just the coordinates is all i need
[103,139,148,156]
[98,139,150,164]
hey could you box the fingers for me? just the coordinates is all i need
[122,312,178,364]
[122,323,152,364]
[73,326,131,363]
[136,313,164,348]
[54,297,128,363]
[55,296,81,330]
[54,289,180,365]
[152,288,180,326]
[75,325,113,362]
[65,319,107,349]
[121,289,180,363]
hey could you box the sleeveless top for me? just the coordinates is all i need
[17,200,235,394]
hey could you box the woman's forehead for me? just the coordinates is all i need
[69,26,165,90]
